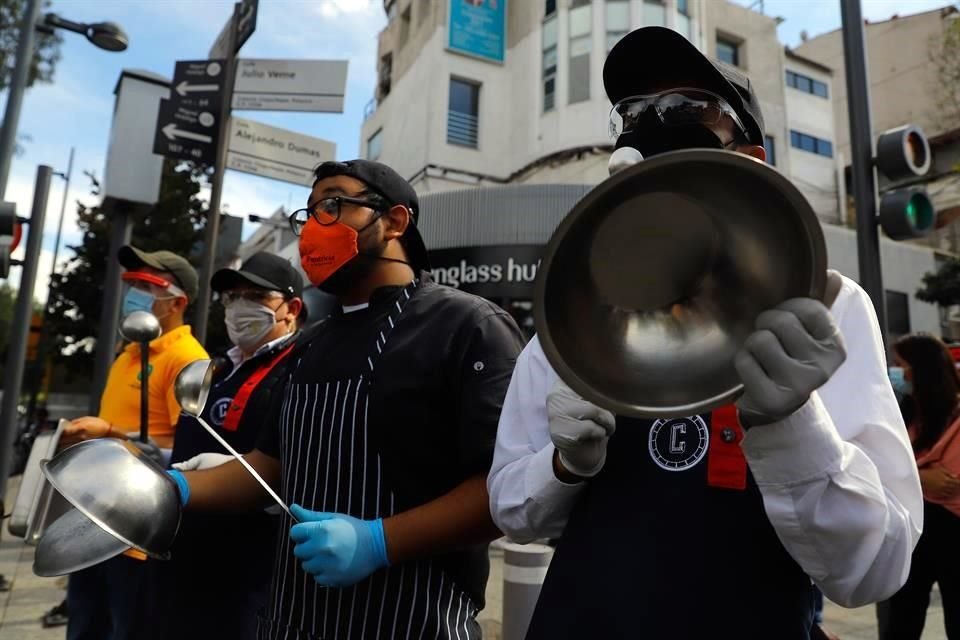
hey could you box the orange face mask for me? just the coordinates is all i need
[299,217,360,286]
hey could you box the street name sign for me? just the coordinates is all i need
[232,59,348,113]
[226,117,335,187]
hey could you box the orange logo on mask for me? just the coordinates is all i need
[299,217,360,285]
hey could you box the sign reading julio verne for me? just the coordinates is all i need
[428,245,543,298]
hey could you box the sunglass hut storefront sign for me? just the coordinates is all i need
[429,245,543,299]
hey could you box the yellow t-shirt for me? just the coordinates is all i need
[98,324,209,449]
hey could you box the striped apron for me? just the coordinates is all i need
[257,281,483,640]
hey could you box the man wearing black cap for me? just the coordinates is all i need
[167,160,525,638]
[58,245,208,640]
[138,251,305,640]
[488,27,922,638]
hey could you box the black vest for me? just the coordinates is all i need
[525,413,816,640]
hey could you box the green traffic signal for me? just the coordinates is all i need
[880,188,935,240]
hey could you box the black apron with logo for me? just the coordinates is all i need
[525,411,816,640]
[258,281,482,640]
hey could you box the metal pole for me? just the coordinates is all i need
[139,340,149,442]
[502,541,553,640]
[48,147,75,292]
[193,2,239,346]
[0,165,52,500]
[24,147,74,422]
[840,0,887,346]
[88,201,133,415]
[0,0,42,199]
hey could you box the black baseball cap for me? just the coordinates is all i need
[211,251,304,298]
[311,159,431,272]
[118,245,199,301]
[604,27,765,145]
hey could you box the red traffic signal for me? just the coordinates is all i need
[876,125,931,181]
[0,202,15,279]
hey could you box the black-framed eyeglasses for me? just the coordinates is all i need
[288,195,386,236]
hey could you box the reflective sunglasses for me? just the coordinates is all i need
[609,88,749,140]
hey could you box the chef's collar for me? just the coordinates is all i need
[338,275,424,315]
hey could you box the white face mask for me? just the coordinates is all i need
[225,298,280,352]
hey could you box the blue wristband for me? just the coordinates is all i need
[369,518,389,567]
[166,469,190,507]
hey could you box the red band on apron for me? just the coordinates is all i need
[222,344,295,432]
[707,404,747,490]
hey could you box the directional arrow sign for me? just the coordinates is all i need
[171,59,224,109]
[161,123,214,144]
[152,98,220,165]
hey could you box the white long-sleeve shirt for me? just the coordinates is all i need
[488,274,923,608]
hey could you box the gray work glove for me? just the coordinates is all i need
[125,433,166,468]
[172,452,235,471]
[547,379,617,478]
[734,298,846,427]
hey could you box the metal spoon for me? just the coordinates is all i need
[173,359,297,521]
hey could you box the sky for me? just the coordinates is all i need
[3,0,955,302]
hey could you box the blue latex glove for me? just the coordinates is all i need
[167,469,190,506]
[289,504,389,588]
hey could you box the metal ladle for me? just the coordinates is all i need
[173,359,297,521]
[118,311,161,443]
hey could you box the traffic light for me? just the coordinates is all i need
[0,202,19,279]
[876,125,935,240]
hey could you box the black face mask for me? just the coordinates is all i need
[614,122,730,158]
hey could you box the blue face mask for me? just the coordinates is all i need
[888,366,913,396]
[122,287,156,317]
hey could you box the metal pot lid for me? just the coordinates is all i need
[34,507,131,577]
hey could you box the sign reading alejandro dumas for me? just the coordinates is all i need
[227,117,336,187]
[429,245,543,298]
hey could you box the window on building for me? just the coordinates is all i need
[545,0,557,17]
[790,130,833,158]
[643,0,666,27]
[378,52,393,99]
[448,78,480,148]
[886,290,911,337]
[676,0,692,40]
[569,0,592,104]
[386,0,397,21]
[785,70,829,98]
[399,5,412,46]
[543,15,558,111]
[367,129,383,161]
[716,35,740,67]
[606,0,630,53]
[764,135,776,166]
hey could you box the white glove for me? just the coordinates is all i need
[735,298,847,427]
[547,378,617,478]
[172,452,235,471]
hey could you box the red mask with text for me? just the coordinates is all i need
[299,217,361,286]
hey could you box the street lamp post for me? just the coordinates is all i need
[0,0,127,200]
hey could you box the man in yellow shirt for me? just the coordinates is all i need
[56,245,208,640]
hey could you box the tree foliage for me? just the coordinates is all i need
[45,161,224,376]
[0,0,62,91]
[917,256,960,307]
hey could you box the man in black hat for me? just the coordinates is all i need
[138,251,305,640]
[166,160,525,639]
[488,27,923,638]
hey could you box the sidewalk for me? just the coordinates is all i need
[0,478,66,640]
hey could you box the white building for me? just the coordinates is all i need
[240,0,945,337]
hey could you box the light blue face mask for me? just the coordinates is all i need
[122,287,156,317]
[888,366,913,396]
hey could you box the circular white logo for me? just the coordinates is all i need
[210,397,232,427]
[648,416,709,472]
[198,111,215,127]
[206,62,222,77]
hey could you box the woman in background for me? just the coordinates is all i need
[879,333,960,639]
